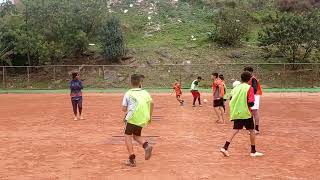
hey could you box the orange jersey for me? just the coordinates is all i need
[212,79,224,98]
[173,83,182,95]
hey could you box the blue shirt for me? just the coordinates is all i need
[70,80,83,98]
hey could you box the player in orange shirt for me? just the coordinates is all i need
[212,73,225,123]
[173,79,184,106]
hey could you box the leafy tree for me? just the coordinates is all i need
[209,8,250,46]
[258,11,320,65]
[100,16,126,62]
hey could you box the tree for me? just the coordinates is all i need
[209,8,250,46]
[258,11,320,65]
[100,16,126,62]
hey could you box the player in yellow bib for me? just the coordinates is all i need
[220,72,264,157]
[122,74,154,167]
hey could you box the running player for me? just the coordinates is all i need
[122,74,154,167]
[220,71,263,157]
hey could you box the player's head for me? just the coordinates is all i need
[131,74,142,87]
[219,74,224,81]
[72,72,79,80]
[211,72,219,80]
[175,79,179,83]
[241,71,252,83]
[197,76,202,82]
[244,67,254,74]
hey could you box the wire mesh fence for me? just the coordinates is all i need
[0,63,320,91]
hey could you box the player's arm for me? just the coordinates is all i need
[247,87,255,107]
[219,84,225,98]
[122,94,128,112]
[79,81,84,89]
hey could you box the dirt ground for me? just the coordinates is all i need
[0,93,319,180]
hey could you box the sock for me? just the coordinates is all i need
[255,125,259,131]
[251,145,256,153]
[143,142,149,149]
[223,141,230,150]
[129,154,136,163]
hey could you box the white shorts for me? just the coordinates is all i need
[252,95,260,110]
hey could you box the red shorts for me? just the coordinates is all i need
[191,91,200,98]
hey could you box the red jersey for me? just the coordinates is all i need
[173,83,182,95]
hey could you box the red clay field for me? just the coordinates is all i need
[0,93,319,180]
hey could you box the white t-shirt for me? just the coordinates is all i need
[122,89,138,121]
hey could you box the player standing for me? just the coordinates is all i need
[70,72,84,121]
[244,67,263,134]
[211,73,225,123]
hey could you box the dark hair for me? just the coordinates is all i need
[241,72,252,82]
[197,76,202,80]
[244,67,254,73]
[219,74,224,80]
[131,74,141,86]
[72,72,79,79]
[175,79,179,81]
[212,72,219,78]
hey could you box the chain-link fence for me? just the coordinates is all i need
[1,63,320,90]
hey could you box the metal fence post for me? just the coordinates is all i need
[53,66,56,82]
[102,66,105,79]
[27,66,30,83]
[2,66,5,90]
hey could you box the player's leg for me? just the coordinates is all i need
[219,106,225,123]
[71,99,78,120]
[252,110,260,133]
[78,97,84,120]
[192,91,197,107]
[246,118,263,157]
[124,123,136,166]
[198,92,202,106]
[220,120,243,157]
[220,129,239,157]
[252,95,261,134]
[132,126,153,160]
[214,107,222,122]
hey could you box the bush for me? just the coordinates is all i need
[209,8,250,46]
[277,0,320,12]
[100,17,126,62]
[258,11,320,65]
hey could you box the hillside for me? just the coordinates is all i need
[2,0,320,90]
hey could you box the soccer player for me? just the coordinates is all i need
[211,73,225,123]
[70,72,84,121]
[244,67,263,134]
[190,76,202,107]
[220,71,263,157]
[219,74,228,114]
[173,79,184,106]
[122,74,154,167]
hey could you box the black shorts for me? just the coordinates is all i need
[213,99,224,107]
[124,123,143,136]
[233,117,254,130]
